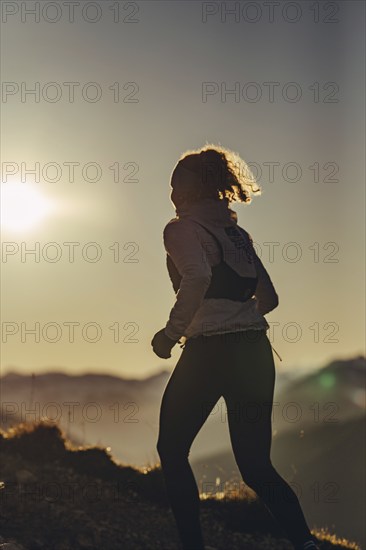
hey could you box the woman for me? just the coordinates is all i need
[151,145,320,550]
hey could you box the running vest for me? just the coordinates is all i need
[166,221,258,303]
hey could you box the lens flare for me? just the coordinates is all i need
[318,372,336,389]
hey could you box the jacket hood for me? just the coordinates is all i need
[170,197,257,279]
[175,197,238,227]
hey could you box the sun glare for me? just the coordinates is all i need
[1,182,57,233]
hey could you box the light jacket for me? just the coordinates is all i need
[163,198,279,345]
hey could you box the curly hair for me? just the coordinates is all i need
[170,142,261,205]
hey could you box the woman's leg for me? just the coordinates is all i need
[221,330,314,548]
[156,337,223,550]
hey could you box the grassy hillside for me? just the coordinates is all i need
[0,420,362,550]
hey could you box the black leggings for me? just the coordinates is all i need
[157,329,313,550]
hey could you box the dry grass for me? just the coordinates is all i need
[0,419,362,550]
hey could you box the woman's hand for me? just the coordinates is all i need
[151,328,179,359]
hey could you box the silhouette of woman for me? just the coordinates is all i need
[151,145,320,550]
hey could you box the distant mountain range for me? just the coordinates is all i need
[0,368,172,466]
[272,355,366,434]
[1,356,364,464]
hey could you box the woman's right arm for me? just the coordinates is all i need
[249,233,279,316]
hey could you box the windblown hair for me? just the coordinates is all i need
[171,143,261,204]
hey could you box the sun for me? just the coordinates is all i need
[1,182,57,233]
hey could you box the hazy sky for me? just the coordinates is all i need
[1,0,365,378]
